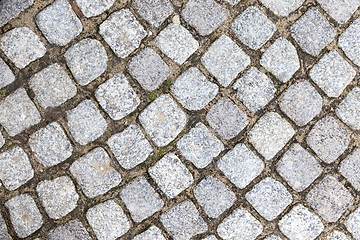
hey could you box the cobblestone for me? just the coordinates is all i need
[340,148,360,191]
[339,18,360,66]
[0,214,11,240]
[0,0,33,27]
[259,0,304,16]
[346,207,360,240]
[48,220,91,240]
[326,231,351,240]
[317,0,360,24]
[337,87,360,130]
[132,0,173,27]
[0,58,15,89]
[133,226,166,240]
[76,0,115,18]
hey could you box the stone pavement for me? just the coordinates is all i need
[1,0,360,239]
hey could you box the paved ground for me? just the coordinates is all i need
[1,0,360,239]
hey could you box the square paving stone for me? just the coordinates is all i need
[70,147,122,198]
[107,125,153,169]
[181,0,226,36]
[290,8,336,56]
[231,6,276,50]
[36,176,79,219]
[194,176,236,218]
[306,116,349,163]
[0,58,15,89]
[139,94,187,147]
[249,112,295,160]
[133,226,166,240]
[259,0,304,16]
[76,0,115,17]
[36,0,82,46]
[339,18,360,66]
[326,231,351,240]
[0,88,41,136]
[155,23,199,64]
[99,9,147,58]
[0,146,34,191]
[67,99,108,145]
[127,47,170,91]
[0,214,11,240]
[201,35,250,87]
[337,87,360,130]
[148,153,193,198]
[48,220,91,240]
[29,122,73,167]
[339,148,360,191]
[0,0,33,28]
[132,0,173,27]
[207,97,249,139]
[65,38,108,86]
[346,207,360,240]
[29,63,77,108]
[95,73,140,120]
[120,176,164,222]
[171,67,218,110]
[5,194,43,238]
[86,200,130,240]
[160,200,207,240]
[317,0,360,24]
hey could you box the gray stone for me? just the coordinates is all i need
[172,67,218,110]
[279,80,323,126]
[206,97,249,139]
[5,194,43,238]
[29,63,77,108]
[0,132,4,149]
[337,88,360,130]
[160,200,207,240]
[0,58,15,89]
[217,208,262,240]
[133,226,166,240]
[70,147,122,198]
[326,231,351,240]
[231,6,276,50]
[155,23,199,64]
[0,214,11,240]
[317,0,360,24]
[203,236,218,240]
[29,122,73,167]
[36,0,82,46]
[86,200,130,240]
[307,116,349,163]
[95,73,140,120]
[259,0,304,16]
[249,112,295,160]
[0,147,34,191]
[346,207,360,240]
[233,67,275,112]
[132,0,173,27]
[67,100,108,145]
[177,122,224,168]
[76,0,115,17]
[120,176,164,222]
[48,220,91,240]
[0,27,46,69]
[0,0,33,27]
[127,47,170,91]
[36,176,79,219]
[260,37,300,82]
[224,0,240,5]
[182,0,226,36]
[139,94,187,147]
[201,35,251,87]
[340,148,360,191]
[99,9,147,58]
[65,38,108,86]
[339,18,360,66]
[310,50,356,97]
[148,153,193,198]
[265,235,282,240]
[107,125,153,169]
[290,8,336,56]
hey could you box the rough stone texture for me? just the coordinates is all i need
[203,236,218,240]
[317,0,360,24]
[65,38,108,86]
[307,116,350,163]
[67,99,108,145]
[182,0,227,36]
[29,63,77,108]
[107,125,153,169]
[265,235,283,240]
[139,94,187,147]
[0,132,4,149]
[260,37,300,82]
[148,153,193,198]
[171,67,218,110]
[76,0,115,17]
[132,0,173,27]
[155,23,199,64]
[249,112,295,160]
[346,207,360,240]
[86,200,130,240]
[279,80,323,126]
[339,18,360,66]
[120,176,164,222]
[259,0,304,16]
[70,147,122,198]
[29,122,73,167]
[0,146,34,191]
[201,35,251,87]
[290,8,336,56]
[127,47,170,91]
[326,231,351,240]
[0,58,15,89]
[133,226,166,240]
[99,9,147,58]
[217,208,263,240]
[5,194,43,238]
[233,67,276,112]
[48,220,91,240]
[36,0,82,46]
[95,73,140,120]
[0,214,11,240]
[337,87,360,130]
[206,97,249,139]
[177,122,224,168]
[306,175,354,222]
[340,148,360,191]
[0,27,46,69]
[231,6,276,50]
[0,0,33,27]
[160,200,208,240]
[310,50,356,98]
[277,144,322,192]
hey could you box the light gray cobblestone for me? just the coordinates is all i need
[0,58,15,89]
